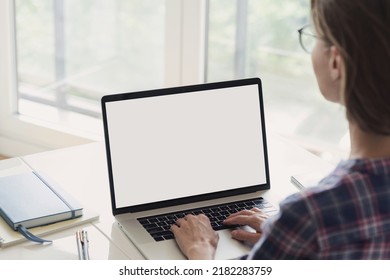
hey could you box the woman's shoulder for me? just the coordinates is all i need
[306,157,390,193]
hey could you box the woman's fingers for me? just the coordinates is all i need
[223,207,268,244]
[230,229,261,246]
[171,214,219,259]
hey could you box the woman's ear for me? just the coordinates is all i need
[329,46,344,81]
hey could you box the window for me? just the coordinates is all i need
[15,0,165,133]
[206,0,349,162]
[0,0,204,155]
[1,0,348,161]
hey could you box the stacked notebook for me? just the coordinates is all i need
[0,171,99,247]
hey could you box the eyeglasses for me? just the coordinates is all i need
[298,24,318,53]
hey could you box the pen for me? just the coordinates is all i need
[76,230,90,260]
[82,230,90,260]
[76,231,83,260]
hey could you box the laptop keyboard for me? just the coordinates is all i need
[137,197,277,242]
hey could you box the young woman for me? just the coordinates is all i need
[171,0,390,259]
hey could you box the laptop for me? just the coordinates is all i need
[101,78,276,259]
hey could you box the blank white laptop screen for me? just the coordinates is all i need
[104,83,267,209]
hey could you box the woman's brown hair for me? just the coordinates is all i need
[311,0,390,135]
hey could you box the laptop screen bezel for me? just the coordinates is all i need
[101,78,270,215]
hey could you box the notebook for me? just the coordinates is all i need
[0,158,99,248]
[0,170,88,245]
[101,78,276,259]
[0,207,98,248]
[291,165,334,190]
[0,172,83,230]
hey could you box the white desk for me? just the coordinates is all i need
[0,132,333,259]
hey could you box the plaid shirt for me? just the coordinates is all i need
[247,158,390,259]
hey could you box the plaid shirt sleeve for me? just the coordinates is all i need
[247,192,319,259]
